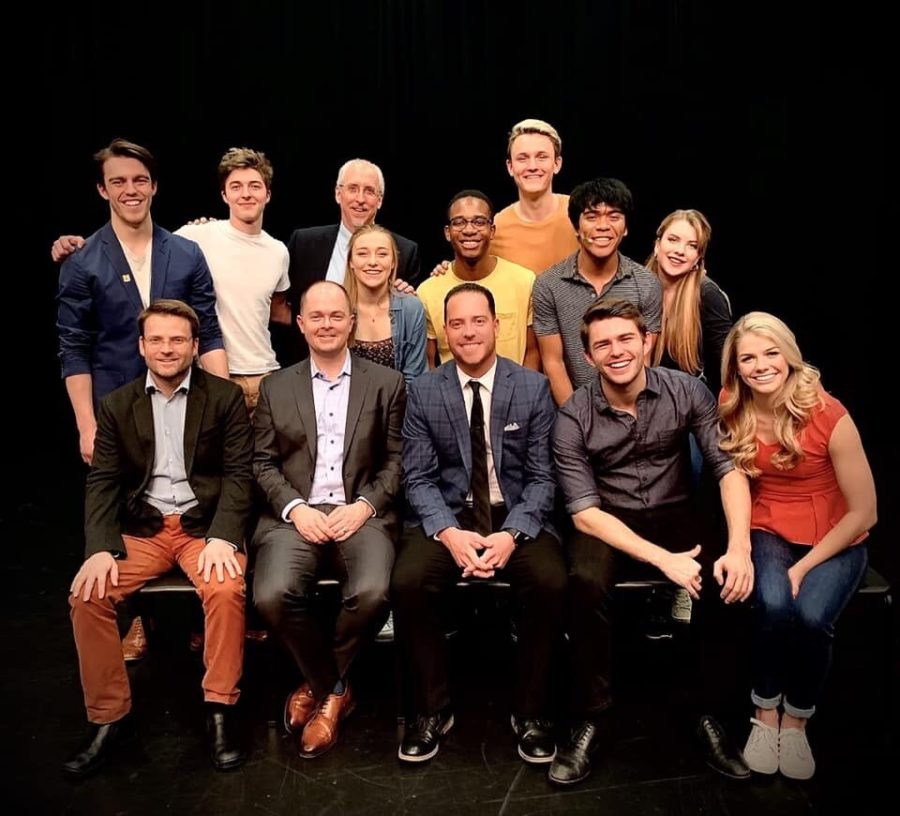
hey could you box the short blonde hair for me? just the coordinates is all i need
[507,119,561,159]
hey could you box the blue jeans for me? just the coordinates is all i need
[750,530,867,718]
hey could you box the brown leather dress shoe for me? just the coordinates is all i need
[299,685,356,758]
[122,617,148,662]
[284,682,316,734]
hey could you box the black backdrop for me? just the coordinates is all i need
[26,1,893,583]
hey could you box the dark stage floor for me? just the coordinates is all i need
[3,496,895,816]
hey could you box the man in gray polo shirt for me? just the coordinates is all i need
[548,298,754,787]
[532,178,662,405]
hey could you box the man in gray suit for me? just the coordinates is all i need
[252,280,406,759]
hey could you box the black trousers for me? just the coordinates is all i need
[565,502,720,718]
[391,507,567,718]
[251,508,393,702]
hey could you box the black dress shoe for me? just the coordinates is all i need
[697,715,751,780]
[548,721,600,786]
[511,715,556,764]
[207,704,245,771]
[398,709,454,763]
[62,714,135,777]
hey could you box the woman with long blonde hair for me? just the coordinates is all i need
[719,312,877,781]
[647,209,731,395]
[344,224,427,383]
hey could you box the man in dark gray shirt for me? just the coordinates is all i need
[548,298,754,787]
[532,178,662,406]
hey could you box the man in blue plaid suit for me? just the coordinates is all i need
[392,282,566,766]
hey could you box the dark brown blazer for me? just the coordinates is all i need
[252,356,406,540]
[84,367,254,557]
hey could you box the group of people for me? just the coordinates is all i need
[53,121,877,788]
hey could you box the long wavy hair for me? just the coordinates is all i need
[719,312,823,476]
[647,209,712,376]
[344,224,398,345]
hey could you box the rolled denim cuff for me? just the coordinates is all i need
[750,690,782,711]
[783,698,816,720]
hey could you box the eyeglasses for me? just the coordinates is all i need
[339,183,381,199]
[448,216,492,230]
[144,336,192,348]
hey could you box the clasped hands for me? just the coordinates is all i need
[438,527,516,579]
[289,500,374,544]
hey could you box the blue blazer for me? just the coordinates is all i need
[402,355,557,540]
[57,222,224,404]
[389,291,427,384]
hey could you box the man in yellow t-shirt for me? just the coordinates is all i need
[417,191,539,370]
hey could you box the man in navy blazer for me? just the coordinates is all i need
[280,158,421,365]
[57,138,227,466]
[392,282,566,766]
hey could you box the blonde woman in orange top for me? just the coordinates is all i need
[719,312,877,781]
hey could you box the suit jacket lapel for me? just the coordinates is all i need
[149,224,170,301]
[490,359,514,476]
[101,224,144,313]
[441,362,471,476]
[343,359,365,460]
[183,374,206,476]
[132,386,156,489]
[294,361,317,468]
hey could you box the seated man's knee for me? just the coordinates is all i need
[253,577,311,627]
[348,580,390,619]
[198,574,246,604]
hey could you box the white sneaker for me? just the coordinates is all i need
[743,718,779,774]
[779,727,815,780]
[670,589,693,623]
[376,611,394,643]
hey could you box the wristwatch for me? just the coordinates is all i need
[502,528,525,544]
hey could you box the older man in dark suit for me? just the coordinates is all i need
[64,300,253,778]
[280,159,420,364]
[252,280,406,758]
[391,282,566,765]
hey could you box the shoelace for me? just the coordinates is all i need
[780,730,809,760]
[570,723,596,750]
[746,719,777,750]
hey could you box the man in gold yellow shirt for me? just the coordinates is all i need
[417,191,540,370]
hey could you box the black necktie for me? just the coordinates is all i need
[469,381,492,536]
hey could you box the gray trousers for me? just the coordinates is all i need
[252,507,394,701]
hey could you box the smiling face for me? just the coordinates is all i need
[444,197,495,263]
[654,218,700,279]
[583,316,650,390]
[735,331,790,398]
[335,162,383,230]
[506,132,561,196]
[221,167,270,228]
[139,313,198,388]
[297,282,354,359]
[349,229,396,294]
[578,203,627,262]
[98,156,157,228]
[444,289,499,377]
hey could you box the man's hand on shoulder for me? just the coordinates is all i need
[52,235,86,263]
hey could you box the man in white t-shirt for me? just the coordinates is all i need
[176,147,290,412]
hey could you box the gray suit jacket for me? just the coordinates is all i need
[252,355,406,540]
